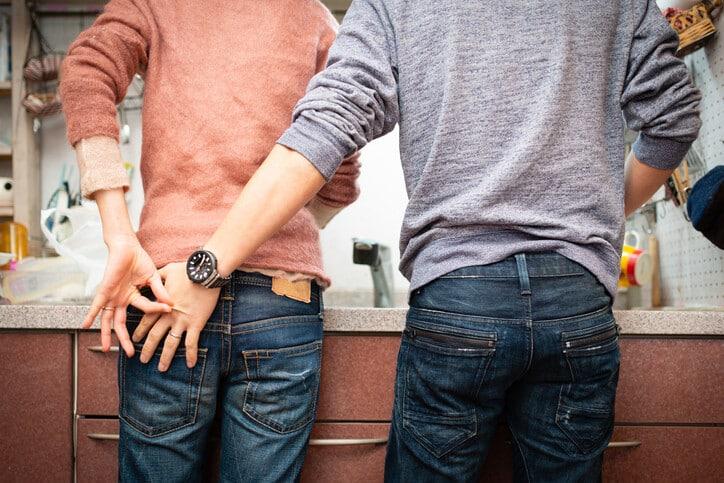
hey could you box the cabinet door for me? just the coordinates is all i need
[76,418,119,483]
[616,338,723,423]
[0,332,73,482]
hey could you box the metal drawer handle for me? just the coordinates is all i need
[309,438,388,446]
[87,433,119,441]
[86,435,388,446]
[607,441,641,449]
[87,346,119,353]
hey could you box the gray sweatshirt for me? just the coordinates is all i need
[278,0,701,297]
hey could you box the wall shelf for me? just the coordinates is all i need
[0,81,10,97]
[0,206,12,217]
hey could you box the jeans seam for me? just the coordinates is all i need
[508,424,532,483]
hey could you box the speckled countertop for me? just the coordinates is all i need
[0,304,722,335]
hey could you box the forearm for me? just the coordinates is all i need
[94,188,136,245]
[624,152,675,217]
[204,145,325,276]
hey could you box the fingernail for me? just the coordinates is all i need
[140,356,148,364]
[158,364,167,372]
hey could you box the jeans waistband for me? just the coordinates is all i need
[226,270,320,299]
[439,252,588,281]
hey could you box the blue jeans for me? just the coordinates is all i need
[385,253,620,482]
[119,272,324,482]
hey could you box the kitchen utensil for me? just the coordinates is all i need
[620,231,654,288]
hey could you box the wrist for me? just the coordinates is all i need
[104,232,139,250]
[201,242,233,278]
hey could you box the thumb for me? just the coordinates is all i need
[149,271,173,307]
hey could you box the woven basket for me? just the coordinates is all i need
[23,53,64,82]
[22,91,62,117]
[667,2,719,56]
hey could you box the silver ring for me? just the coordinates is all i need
[101,306,114,312]
[168,331,182,339]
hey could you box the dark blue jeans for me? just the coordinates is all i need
[119,272,324,482]
[385,253,620,482]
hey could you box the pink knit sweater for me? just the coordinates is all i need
[60,0,360,286]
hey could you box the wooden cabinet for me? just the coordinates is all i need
[0,332,73,482]
[4,328,720,482]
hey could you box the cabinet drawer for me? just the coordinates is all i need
[301,423,389,482]
[616,338,723,423]
[77,332,119,416]
[603,426,724,482]
[76,418,119,483]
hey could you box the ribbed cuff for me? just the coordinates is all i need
[277,116,349,182]
[76,136,130,199]
[307,197,345,229]
[633,133,692,170]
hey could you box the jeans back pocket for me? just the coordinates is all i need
[556,319,620,455]
[119,343,208,438]
[242,340,322,434]
[401,323,496,458]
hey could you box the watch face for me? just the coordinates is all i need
[187,250,214,283]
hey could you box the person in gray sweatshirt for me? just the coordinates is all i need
[150,0,701,481]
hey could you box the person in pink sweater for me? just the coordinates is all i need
[60,1,360,480]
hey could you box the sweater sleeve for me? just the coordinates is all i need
[307,11,361,227]
[59,0,151,146]
[277,0,399,181]
[621,0,701,170]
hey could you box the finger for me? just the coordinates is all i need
[149,271,174,305]
[185,328,201,368]
[100,307,115,352]
[132,312,162,343]
[140,316,171,364]
[82,292,108,329]
[159,323,185,372]
[130,293,171,314]
[113,308,135,358]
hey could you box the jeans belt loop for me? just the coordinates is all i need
[515,253,532,296]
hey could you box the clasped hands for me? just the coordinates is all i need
[82,237,218,372]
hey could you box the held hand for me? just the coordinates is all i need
[132,262,220,371]
[82,236,173,356]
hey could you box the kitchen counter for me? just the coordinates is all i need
[0,304,722,335]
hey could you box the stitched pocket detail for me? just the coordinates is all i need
[242,341,322,434]
[120,344,208,438]
[556,319,620,455]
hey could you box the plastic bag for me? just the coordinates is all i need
[40,205,108,296]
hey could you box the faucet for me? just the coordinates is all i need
[353,238,395,308]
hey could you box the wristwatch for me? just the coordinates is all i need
[186,249,231,288]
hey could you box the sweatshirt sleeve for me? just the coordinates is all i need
[59,0,150,146]
[277,0,399,181]
[621,0,701,170]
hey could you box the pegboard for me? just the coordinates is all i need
[654,28,724,308]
